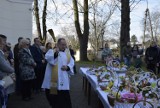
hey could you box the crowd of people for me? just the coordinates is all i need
[0,34,76,108]
[1,33,160,108]
[101,41,160,75]
[122,42,143,68]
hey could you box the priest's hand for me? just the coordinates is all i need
[61,65,70,71]
[61,65,68,71]
[55,47,59,53]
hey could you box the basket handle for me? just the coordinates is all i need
[132,100,154,108]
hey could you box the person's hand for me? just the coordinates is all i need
[10,73,16,81]
[61,65,68,71]
[10,59,14,66]
[33,63,37,67]
[42,60,45,64]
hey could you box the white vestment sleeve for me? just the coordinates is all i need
[45,49,57,65]
[67,57,75,75]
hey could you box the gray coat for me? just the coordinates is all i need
[0,50,14,79]
[19,48,36,80]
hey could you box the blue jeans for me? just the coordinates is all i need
[0,85,8,107]
[123,57,131,68]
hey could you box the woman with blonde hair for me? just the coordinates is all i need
[18,39,36,101]
[45,42,52,52]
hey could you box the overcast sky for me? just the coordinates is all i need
[130,0,160,41]
[33,0,160,42]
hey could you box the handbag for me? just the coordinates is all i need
[2,75,14,88]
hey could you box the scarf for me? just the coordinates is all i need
[50,49,71,94]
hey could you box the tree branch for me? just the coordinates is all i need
[130,0,142,11]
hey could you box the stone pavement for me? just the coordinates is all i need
[7,63,100,108]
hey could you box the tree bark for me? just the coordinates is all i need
[120,0,130,60]
[73,0,89,61]
[42,0,48,44]
[34,0,42,40]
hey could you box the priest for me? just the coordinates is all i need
[42,38,74,108]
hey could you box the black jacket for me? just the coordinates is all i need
[30,44,44,69]
[14,43,20,75]
[145,46,160,64]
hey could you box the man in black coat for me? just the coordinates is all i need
[145,41,159,74]
[14,37,23,94]
[30,37,45,93]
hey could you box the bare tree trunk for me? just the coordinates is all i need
[42,0,48,44]
[143,9,147,49]
[34,0,42,40]
[73,0,89,61]
[81,0,89,61]
[120,0,130,60]
[148,9,154,41]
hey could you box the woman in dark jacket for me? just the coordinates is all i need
[18,39,36,101]
[131,45,142,68]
